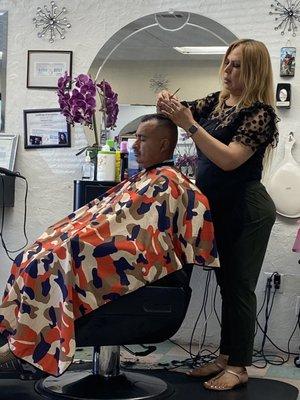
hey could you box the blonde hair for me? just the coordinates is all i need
[218,39,276,179]
[218,39,274,109]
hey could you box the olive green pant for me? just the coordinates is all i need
[211,182,276,366]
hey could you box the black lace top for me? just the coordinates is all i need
[185,92,279,207]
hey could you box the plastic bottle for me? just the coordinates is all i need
[106,139,116,151]
[81,154,94,181]
[96,144,116,181]
[120,140,129,180]
[115,149,121,182]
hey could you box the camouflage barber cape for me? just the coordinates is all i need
[0,165,218,376]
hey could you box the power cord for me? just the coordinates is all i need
[253,272,300,367]
[125,270,299,371]
[166,270,221,371]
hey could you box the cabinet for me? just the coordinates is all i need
[73,180,116,211]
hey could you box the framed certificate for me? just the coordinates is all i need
[0,134,19,170]
[23,108,71,149]
[27,50,73,89]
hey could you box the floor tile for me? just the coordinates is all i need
[267,364,300,380]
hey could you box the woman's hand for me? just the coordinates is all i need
[159,98,195,131]
[156,90,179,112]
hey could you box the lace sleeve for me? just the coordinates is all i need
[232,104,279,151]
[181,92,219,120]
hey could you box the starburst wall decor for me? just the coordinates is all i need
[269,0,300,36]
[149,73,169,93]
[33,1,71,43]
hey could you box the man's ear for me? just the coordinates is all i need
[160,138,170,153]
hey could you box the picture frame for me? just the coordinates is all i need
[280,47,296,77]
[23,108,71,149]
[27,50,73,89]
[0,134,19,170]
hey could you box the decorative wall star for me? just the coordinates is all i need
[149,73,169,93]
[33,1,71,43]
[269,0,300,36]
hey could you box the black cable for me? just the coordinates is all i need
[254,278,279,366]
[198,281,221,358]
[254,281,268,336]
[213,281,221,326]
[164,270,218,370]
[255,311,299,358]
[147,270,299,372]
[252,274,300,368]
[166,271,222,371]
[253,288,283,368]
[0,174,28,261]
[199,271,212,350]
[189,270,212,362]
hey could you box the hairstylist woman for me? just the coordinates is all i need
[157,39,278,391]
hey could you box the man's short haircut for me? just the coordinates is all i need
[140,114,178,138]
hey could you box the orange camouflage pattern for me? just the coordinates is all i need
[0,165,218,376]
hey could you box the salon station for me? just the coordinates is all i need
[0,1,299,400]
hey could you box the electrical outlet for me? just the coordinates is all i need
[296,296,300,317]
[263,272,284,293]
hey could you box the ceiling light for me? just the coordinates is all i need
[174,46,228,55]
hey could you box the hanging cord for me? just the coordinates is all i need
[166,271,221,371]
[253,273,299,368]
[188,270,213,362]
[0,174,29,261]
[196,273,220,358]
[126,270,299,371]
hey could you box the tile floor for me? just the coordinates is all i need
[74,341,300,398]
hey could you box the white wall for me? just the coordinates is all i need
[0,0,299,353]
[95,60,221,104]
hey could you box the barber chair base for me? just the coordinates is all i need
[35,370,174,400]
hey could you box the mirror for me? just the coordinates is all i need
[86,11,238,144]
[0,11,8,132]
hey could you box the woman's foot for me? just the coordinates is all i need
[203,366,248,391]
[186,354,228,377]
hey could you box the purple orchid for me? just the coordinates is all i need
[97,80,119,128]
[57,73,119,145]
[175,154,198,177]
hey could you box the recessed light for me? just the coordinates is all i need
[174,46,228,55]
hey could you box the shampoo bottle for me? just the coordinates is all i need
[82,154,94,181]
[120,140,128,180]
[96,143,116,181]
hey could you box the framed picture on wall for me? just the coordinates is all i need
[0,134,19,170]
[23,108,71,149]
[280,47,296,77]
[27,50,73,89]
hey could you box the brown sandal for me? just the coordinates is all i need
[203,368,248,391]
[186,360,225,378]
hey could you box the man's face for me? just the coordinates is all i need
[133,120,164,168]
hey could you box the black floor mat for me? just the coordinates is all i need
[0,367,297,400]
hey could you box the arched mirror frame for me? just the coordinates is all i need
[0,11,8,132]
[89,12,238,81]
[85,11,238,144]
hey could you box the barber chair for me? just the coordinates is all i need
[36,264,193,400]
